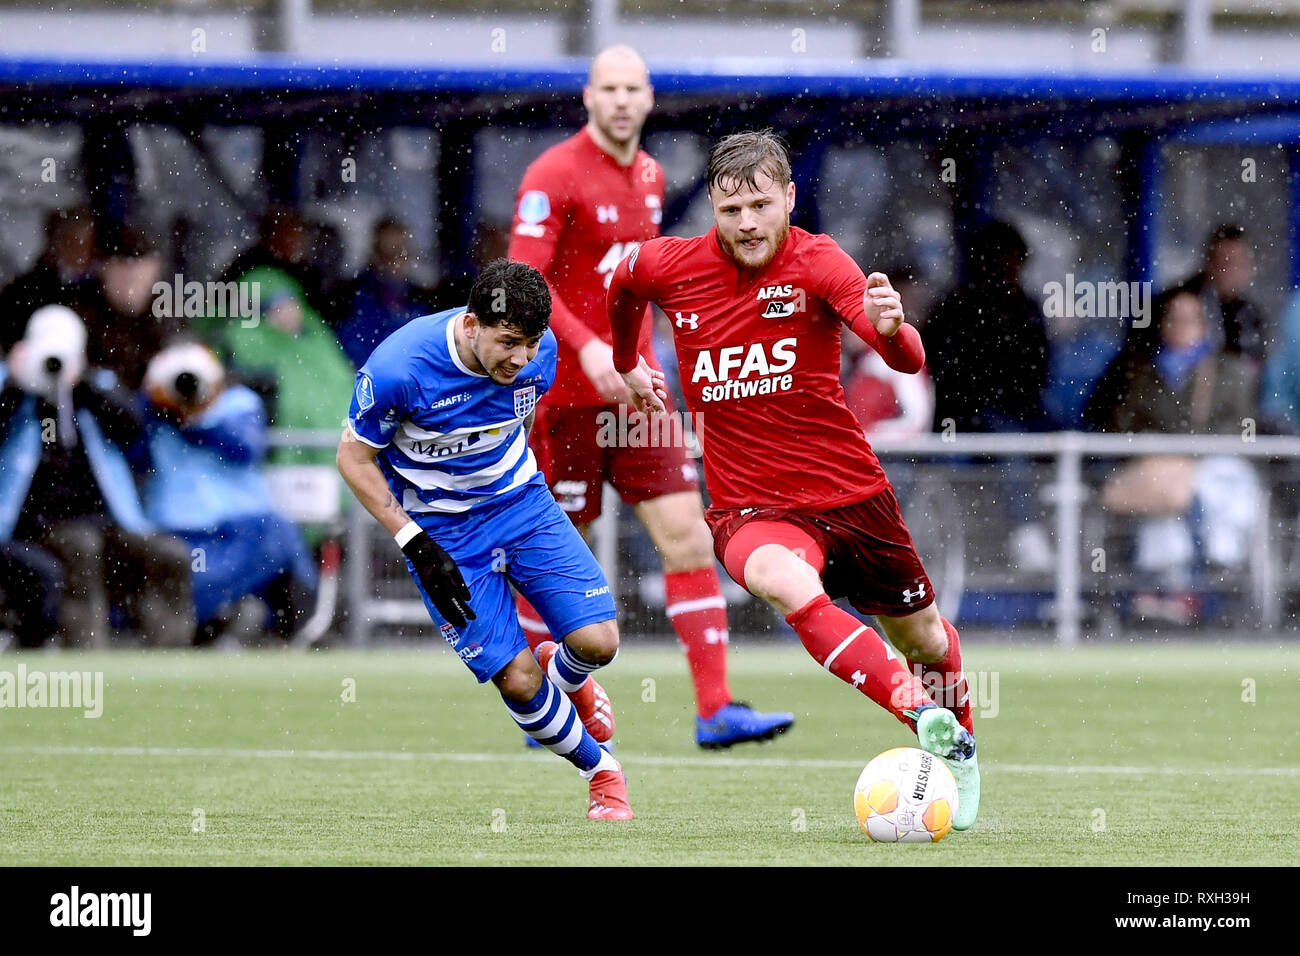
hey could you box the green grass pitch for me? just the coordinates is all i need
[1,641,1297,865]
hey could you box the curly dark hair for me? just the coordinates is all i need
[468,259,551,338]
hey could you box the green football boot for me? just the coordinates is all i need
[912,705,981,831]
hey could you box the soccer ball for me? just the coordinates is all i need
[854,746,958,843]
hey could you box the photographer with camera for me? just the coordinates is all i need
[0,305,194,647]
[139,341,317,645]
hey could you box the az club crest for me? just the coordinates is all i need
[513,385,537,418]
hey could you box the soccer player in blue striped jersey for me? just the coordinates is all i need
[336,259,634,819]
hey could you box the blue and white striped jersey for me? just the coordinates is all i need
[347,308,556,514]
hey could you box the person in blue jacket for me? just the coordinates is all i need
[1,305,193,647]
[139,341,317,644]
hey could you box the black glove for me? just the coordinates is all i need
[400,530,475,629]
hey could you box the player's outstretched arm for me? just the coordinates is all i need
[863,272,905,338]
[337,427,414,537]
[849,272,925,375]
[336,428,475,627]
[607,258,668,415]
[620,355,669,416]
[818,236,927,375]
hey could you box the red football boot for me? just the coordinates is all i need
[587,766,634,820]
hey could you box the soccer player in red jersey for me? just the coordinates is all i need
[508,46,794,749]
[607,130,981,829]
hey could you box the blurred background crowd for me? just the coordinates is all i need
[1,198,1294,648]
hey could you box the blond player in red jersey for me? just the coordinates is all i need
[508,47,795,749]
[608,130,981,829]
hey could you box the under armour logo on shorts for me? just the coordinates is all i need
[902,583,927,605]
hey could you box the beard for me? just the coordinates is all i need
[717,217,790,270]
[595,113,640,149]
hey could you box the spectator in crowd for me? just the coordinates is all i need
[1086,288,1260,623]
[0,540,64,649]
[1176,224,1269,364]
[1260,287,1300,434]
[847,350,935,440]
[0,305,193,646]
[139,341,317,644]
[430,222,511,312]
[334,218,434,366]
[211,265,355,467]
[1087,288,1258,434]
[0,205,97,353]
[1042,273,1123,430]
[925,221,1054,570]
[221,205,336,324]
[77,227,182,390]
[926,221,1051,433]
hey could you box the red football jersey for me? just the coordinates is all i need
[509,128,665,408]
[608,226,926,512]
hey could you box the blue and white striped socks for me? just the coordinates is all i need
[546,641,612,693]
[503,679,617,779]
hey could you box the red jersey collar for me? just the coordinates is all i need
[577,125,639,172]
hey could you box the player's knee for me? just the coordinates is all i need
[564,619,619,665]
[659,519,715,572]
[493,653,545,703]
[884,608,946,661]
[743,544,823,613]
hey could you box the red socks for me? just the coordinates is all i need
[908,617,974,735]
[665,567,733,720]
[514,593,552,651]
[785,594,932,728]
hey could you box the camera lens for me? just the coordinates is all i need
[44,356,62,375]
[175,371,200,402]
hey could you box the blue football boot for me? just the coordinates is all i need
[695,701,796,749]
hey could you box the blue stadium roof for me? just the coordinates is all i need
[3,53,1300,104]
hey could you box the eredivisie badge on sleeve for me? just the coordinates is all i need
[356,374,376,411]
[515,191,550,238]
[513,385,537,418]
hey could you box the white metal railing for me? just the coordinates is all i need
[870,432,1300,645]
[271,429,1300,645]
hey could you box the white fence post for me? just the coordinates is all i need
[1054,432,1084,647]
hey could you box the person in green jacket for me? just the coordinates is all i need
[208,265,355,467]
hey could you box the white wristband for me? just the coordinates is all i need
[394,520,422,549]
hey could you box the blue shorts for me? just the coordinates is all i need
[407,479,617,683]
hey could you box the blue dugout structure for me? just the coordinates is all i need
[3,55,1300,289]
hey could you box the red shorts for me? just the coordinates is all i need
[708,486,935,618]
[532,401,700,525]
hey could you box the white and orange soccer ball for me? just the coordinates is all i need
[854,746,958,843]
